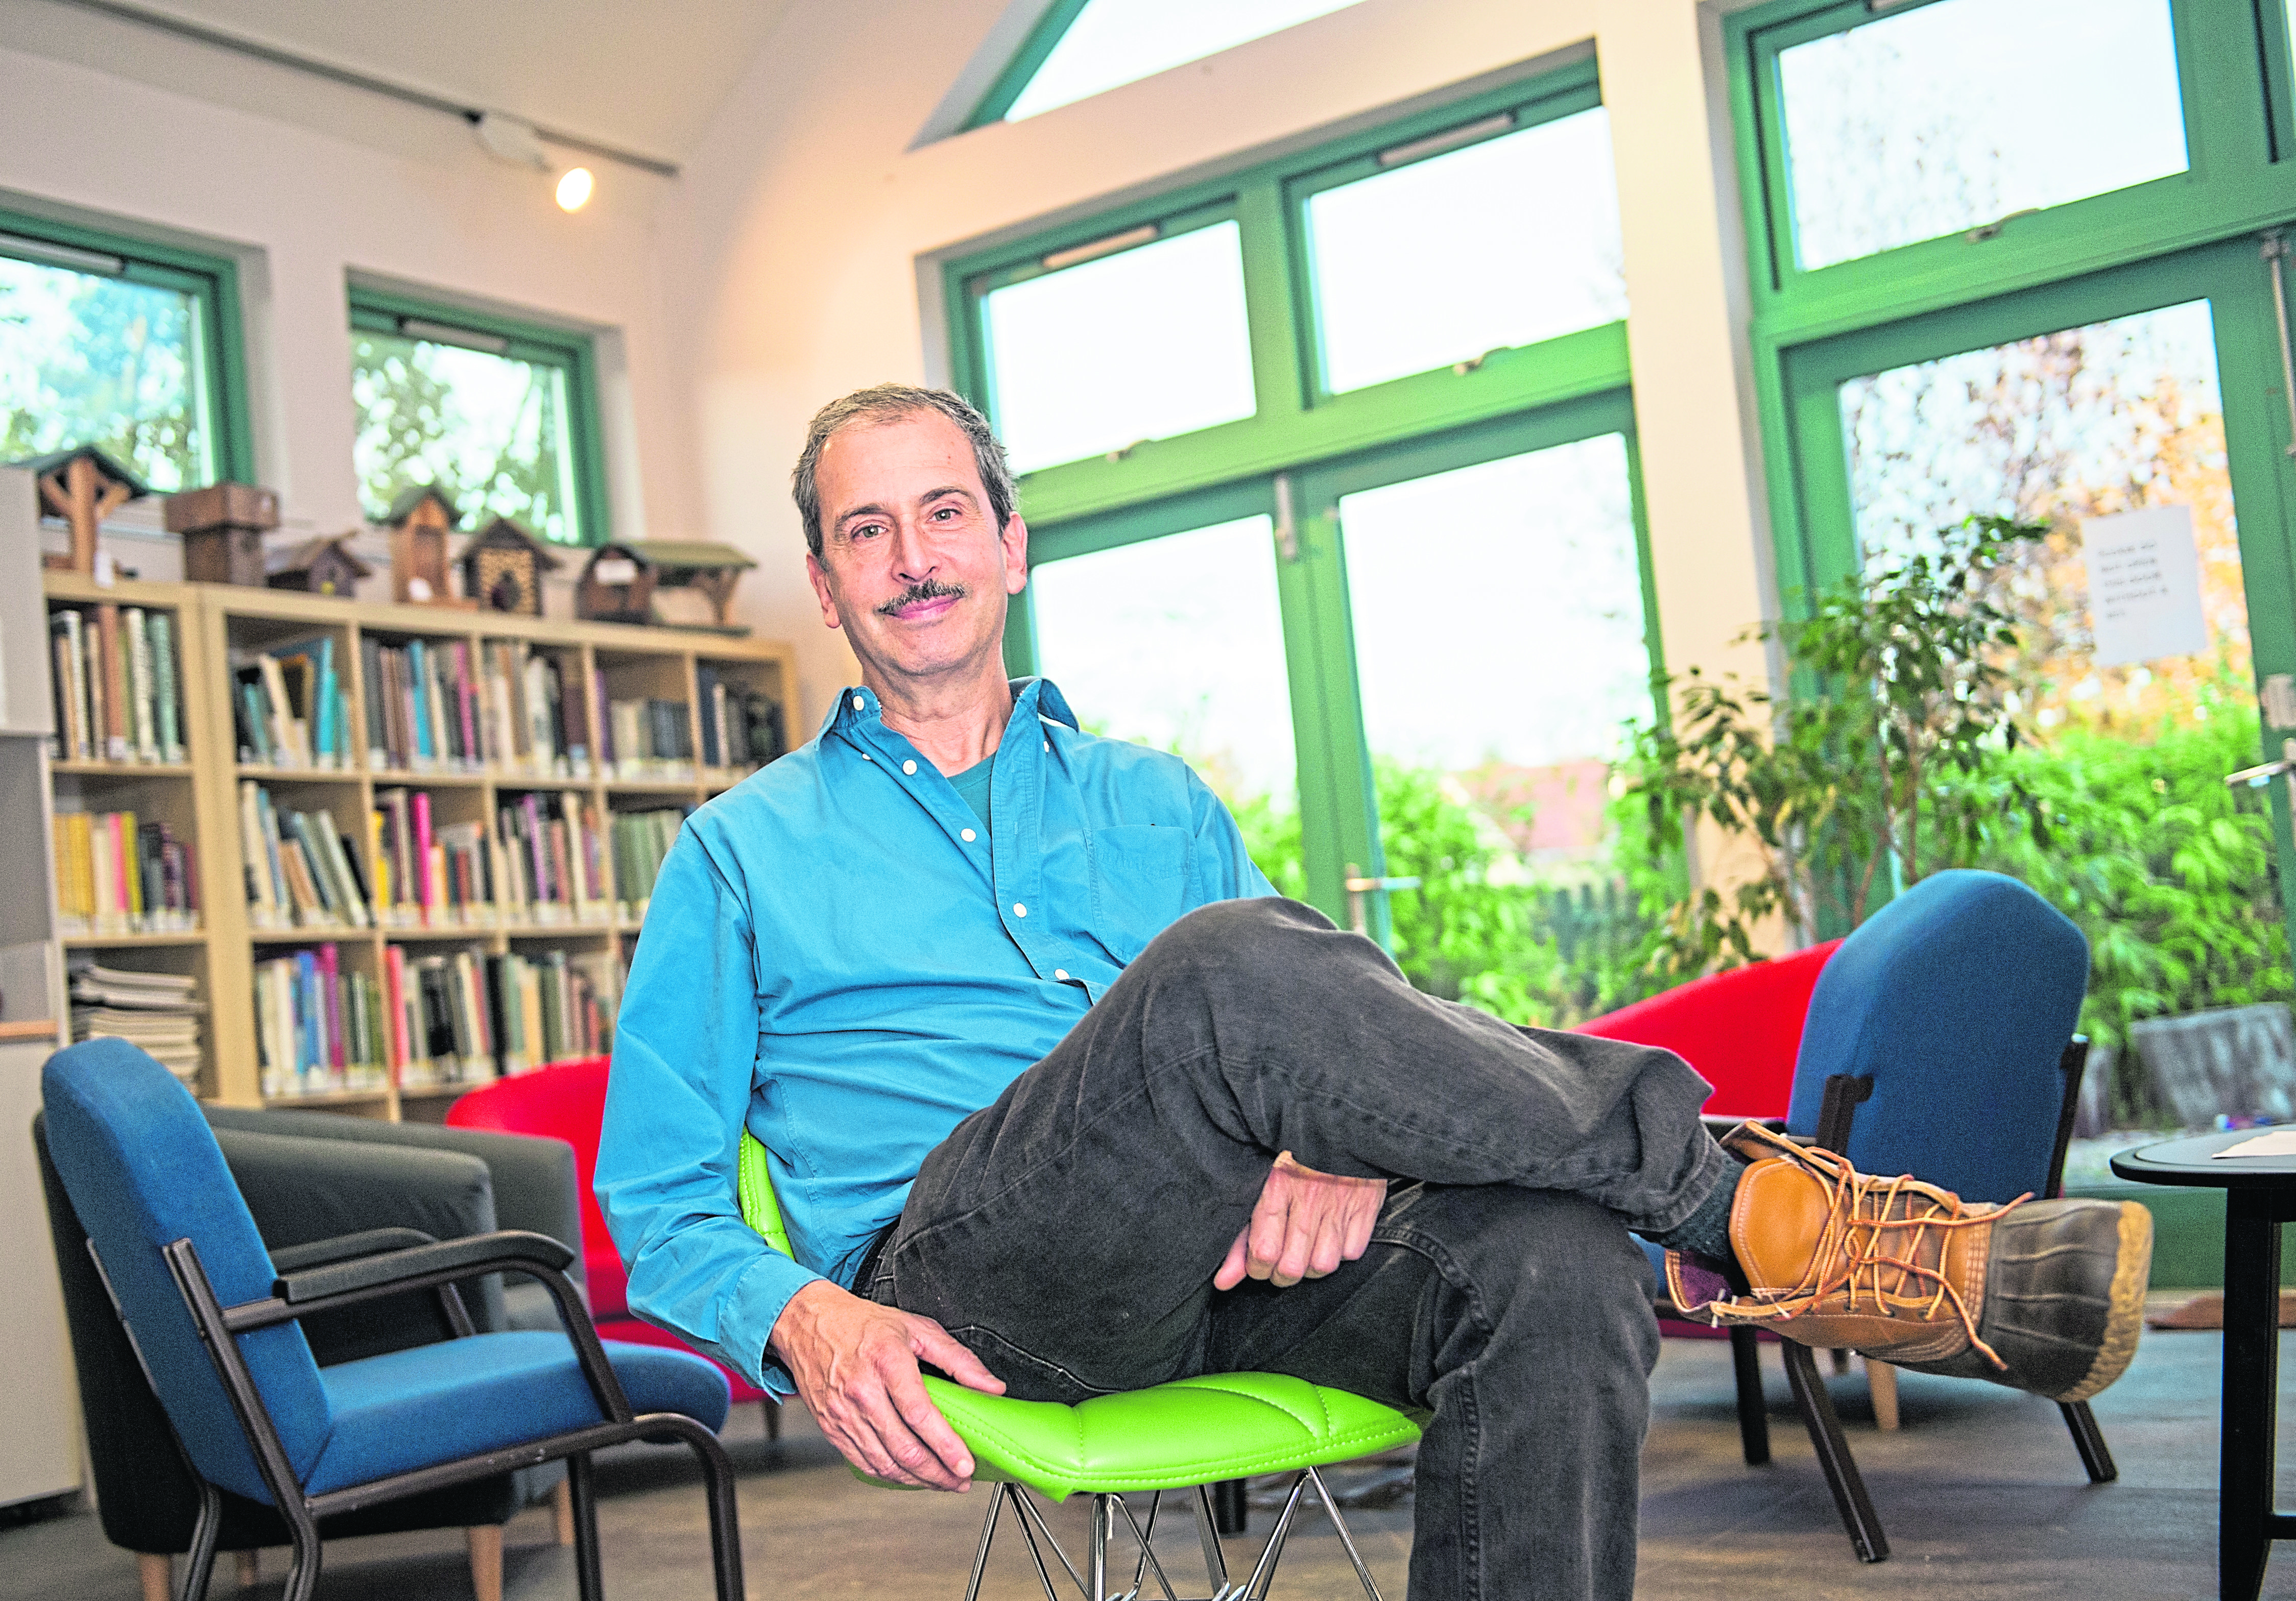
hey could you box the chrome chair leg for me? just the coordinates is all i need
[1010,1485,1089,1598]
[1304,1466,1389,1601]
[962,1484,1007,1601]
[1237,1475,1308,1601]
[1191,1485,1231,1596]
[1090,1495,1109,1601]
[1003,1487,1067,1601]
[1112,1492,1179,1601]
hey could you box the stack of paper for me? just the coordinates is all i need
[68,959,205,1087]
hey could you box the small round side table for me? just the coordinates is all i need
[2113,1131,2296,1601]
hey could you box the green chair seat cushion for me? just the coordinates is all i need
[921,1372,1423,1500]
[736,1133,1423,1498]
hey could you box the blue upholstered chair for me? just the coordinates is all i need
[40,1037,746,1601]
[1652,870,2108,1564]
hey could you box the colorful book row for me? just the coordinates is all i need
[231,635,354,769]
[364,637,591,778]
[608,808,687,918]
[53,810,200,936]
[695,666,786,771]
[50,603,185,765]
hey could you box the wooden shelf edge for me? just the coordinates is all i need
[0,1018,61,1041]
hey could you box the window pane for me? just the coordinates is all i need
[0,255,206,491]
[1841,300,2248,731]
[1028,515,1296,805]
[1307,108,1628,394]
[1006,0,1368,121]
[1341,433,1651,855]
[984,223,1256,475]
[1778,0,2187,271]
[351,330,583,543]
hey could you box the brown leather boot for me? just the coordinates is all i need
[1665,1123,2152,1403]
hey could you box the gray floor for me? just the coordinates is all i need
[0,1327,2269,1599]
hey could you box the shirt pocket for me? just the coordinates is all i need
[1087,825,1194,962]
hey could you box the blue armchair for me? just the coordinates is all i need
[40,1037,747,1601]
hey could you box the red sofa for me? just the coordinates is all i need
[1575,939,1842,1120]
[447,1056,780,1435]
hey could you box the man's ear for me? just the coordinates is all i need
[1000,514,1030,596]
[805,551,845,632]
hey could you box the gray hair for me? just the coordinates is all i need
[791,383,1016,560]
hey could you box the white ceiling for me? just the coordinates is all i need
[23,0,801,166]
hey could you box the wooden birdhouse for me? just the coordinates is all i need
[164,480,280,586]
[459,516,562,616]
[269,533,372,597]
[576,541,656,625]
[629,540,757,632]
[18,447,149,575]
[385,484,460,604]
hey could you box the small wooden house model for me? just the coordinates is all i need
[575,541,657,625]
[629,540,757,631]
[269,533,372,597]
[165,480,280,586]
[19,447,149,575]
[459,516,561,616]
[385,484,460,604]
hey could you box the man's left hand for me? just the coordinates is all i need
[1214,1151,1387,1291]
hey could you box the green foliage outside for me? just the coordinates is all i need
[0,259,201,490]
[350,331,578,543]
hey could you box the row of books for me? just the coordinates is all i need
[54,810,200,936]
[256,942,617,1099]
[363,638,592,778]
[50,603,185,765]
[603,696,695,779]
[608,808,687,919]
[371,787,492,928]
[695,667,786,772]
[69,959,203,1088]
[240,783,371,932]
[496,792,609,924]
[232,636,354,769]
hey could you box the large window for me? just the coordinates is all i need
[0,212,250,490]
[348,290,606,545]
[975,0,1370,125]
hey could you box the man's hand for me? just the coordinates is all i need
[769,1279,1006,1491]
[1215,1151,1388,1291]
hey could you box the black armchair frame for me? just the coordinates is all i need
[1694,1037,2117,1563]
[147,1226,742,1601]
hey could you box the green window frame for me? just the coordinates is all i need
[0,205,255,486]
[1726,0,2296,623]
[346,285,610,546]
[964,0,1092,129]
[944,58,1630,530]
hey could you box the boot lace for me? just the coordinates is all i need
[1704,1124,2031,1371]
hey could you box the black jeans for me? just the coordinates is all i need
[868,897,1726,1601]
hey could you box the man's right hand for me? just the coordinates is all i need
[768,1278,1007,1491]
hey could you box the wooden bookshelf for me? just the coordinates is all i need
[42,570,795,1121]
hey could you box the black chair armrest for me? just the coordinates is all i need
[272,1229,575,1307]
[269,1227,437,1275]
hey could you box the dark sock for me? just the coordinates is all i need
[1644,1154,1749,1272]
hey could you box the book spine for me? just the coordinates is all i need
[125,609,156,762]
[455,643,480,771]
[150,611,183,763]
[94,604,127,760]
[314,637,338,767]
[412,791,436,919]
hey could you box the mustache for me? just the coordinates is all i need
[876,579,968,616]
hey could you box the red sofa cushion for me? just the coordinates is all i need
[1575,941,1841,1120]
[446,1056,625,1315]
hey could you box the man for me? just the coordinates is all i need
[599,383,2151,1600]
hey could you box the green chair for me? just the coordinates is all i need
[737,1133,1421,1600]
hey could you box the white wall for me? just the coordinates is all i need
[658,0,1777,732]
[0,14,696,580]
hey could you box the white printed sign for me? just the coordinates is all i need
[2083,505,2209,667]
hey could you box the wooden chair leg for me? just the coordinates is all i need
[1829,1346,1850,1376]
[1729,1326,1771,1465]
[553,1478,577,1546]
[1866,1359,1900,1431]
[467,1525,504,1601]
[137,1552,171,1601]
[234,1548,260,1589]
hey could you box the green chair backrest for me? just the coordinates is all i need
[736,1131,794,1258]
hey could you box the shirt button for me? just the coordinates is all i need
[860,754,872,762]
[1054,968,1068,981]
[1013,903,1027,917]
[851,695,864,710]
[1042,739,1049,751]
[902,759,917,774]
[961,828,976,842]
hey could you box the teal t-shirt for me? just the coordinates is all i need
[948,755,993,836]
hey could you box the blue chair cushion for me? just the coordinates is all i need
[1786,870,2087,1204]
[306,1334,730,1495]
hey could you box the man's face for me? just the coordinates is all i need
[806,410,1029,695]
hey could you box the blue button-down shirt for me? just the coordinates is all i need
[596,678,1276,1393]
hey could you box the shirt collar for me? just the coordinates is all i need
[821,676,1080,742]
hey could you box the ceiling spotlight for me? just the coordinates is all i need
[556,167,596,212]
